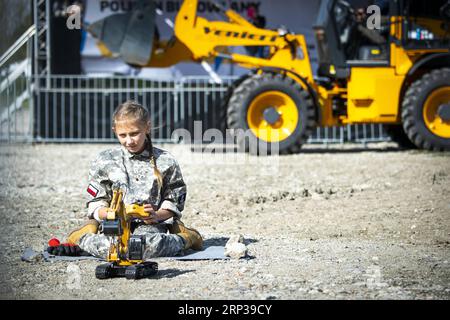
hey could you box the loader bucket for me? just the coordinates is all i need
[88,0,156,66]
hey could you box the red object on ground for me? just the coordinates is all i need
[48,238,60,247]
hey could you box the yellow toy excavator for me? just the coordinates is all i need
[95,187,158,280]
[88,0,450,153]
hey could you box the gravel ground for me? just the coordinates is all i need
[0,142,449,300]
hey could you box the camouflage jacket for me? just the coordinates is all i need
[85,144,187,221]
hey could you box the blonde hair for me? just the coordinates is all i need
[112,100,163,189]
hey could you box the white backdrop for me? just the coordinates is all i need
[81,0,321,78]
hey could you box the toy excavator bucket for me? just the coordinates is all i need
[88,0,156,66]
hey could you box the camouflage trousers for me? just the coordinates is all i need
[79,223,185,260]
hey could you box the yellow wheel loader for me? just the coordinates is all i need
[88,0,450,153]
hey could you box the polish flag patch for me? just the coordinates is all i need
[87,184,99,197]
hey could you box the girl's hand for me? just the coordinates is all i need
[143,203,158,214]
[142,204,159,224]
[141,205,175,225]
[98,207,109,220]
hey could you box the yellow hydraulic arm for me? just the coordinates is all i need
[146,0,314,82]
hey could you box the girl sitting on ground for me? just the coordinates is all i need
[57,100,202,258]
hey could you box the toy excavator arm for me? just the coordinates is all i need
[104,188,149,263]
[95,189,158,279]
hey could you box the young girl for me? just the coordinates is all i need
[65,100,202,259]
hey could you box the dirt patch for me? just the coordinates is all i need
[0,142,449,299]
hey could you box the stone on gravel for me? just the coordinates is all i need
[225,235,247,259]
[227,234,244,244]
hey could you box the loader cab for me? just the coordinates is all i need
[314,0,391,79]
[400,0,450,50]
[313,0,450,79]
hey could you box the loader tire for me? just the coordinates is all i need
[383,124,417,149]
[216,74,252,134]
[227,73,316,155]
[402,68,450,151]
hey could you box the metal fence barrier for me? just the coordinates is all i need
[30,75,389,144]
[32,75,234,143]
